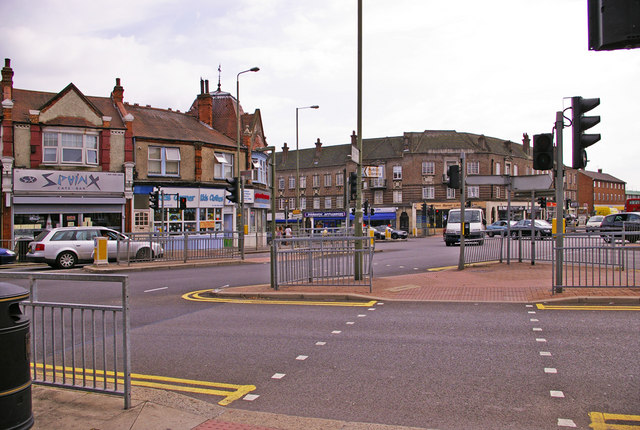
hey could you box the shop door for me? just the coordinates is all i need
[400,212,409,232]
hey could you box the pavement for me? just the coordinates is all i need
[20,256,640,430]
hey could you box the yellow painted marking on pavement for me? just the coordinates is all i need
[537,303,640,311]
[31,362,254,406]
[589,411,640,429]
[386,284,422,292]
[427,261,500,272]
[182,289,377,307]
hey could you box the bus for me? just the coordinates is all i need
[624,198,640,212]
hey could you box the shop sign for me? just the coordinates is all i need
[14,169,124,193]
[304,211,346,218]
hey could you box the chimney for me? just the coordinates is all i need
[111,78,124,104]
[598,168,603,173]
[403,133,410,152]
[315,138,322,153]
[522,133,530,155]
[2,58,14,101]
[350,130,357,146]
[282,142,289,164]
[196,78,213,127]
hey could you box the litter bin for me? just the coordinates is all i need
[15,238,31,262]
[0,283,33,430]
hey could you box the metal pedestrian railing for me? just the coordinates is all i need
[0,272,131,409]
[274,236,374,291]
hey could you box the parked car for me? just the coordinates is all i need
[26,227,164,269]
[585,215,604,232]
[485,220,516,237]
[0,247,17,264]
[599,212,640,243]
[510,219,553,238]
[373,225,408,240]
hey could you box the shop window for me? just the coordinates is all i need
[149,146,180,177]
[43,130,98,166]
[214,152,234,179]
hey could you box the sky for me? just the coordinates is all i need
[1,0,639,188]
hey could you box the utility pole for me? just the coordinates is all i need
[354,0,364,280]
[554,111,564,293]
[458,153,466,271]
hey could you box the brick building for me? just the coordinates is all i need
[577,169,626,216]
[0,59,270,245]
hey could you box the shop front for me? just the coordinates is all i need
[12,169,126,240]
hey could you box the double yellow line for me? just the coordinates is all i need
[32,363,255,406]
[536,303,640,311]
[182,289,377,307]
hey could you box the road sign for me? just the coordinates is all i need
[362,166,382,178]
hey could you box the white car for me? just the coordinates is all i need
[585,215,604,232]
[26,227,163,269]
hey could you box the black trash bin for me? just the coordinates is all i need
[15,239,31,262]
[0,283,33,430]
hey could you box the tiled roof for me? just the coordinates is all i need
[125,103,235,147]
[581,169,625,183]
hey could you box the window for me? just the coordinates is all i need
[447,188,456,199]
[278,198,285,210]
[336,196,344,208]
[251,157,267,184]
[336,172,344,186]
[43,130,99,165]
[422,186,435,200]
[467,161,479,175]
[213,152,234,179]
[495,162,501,176]
[313,197,320,209]
[374,190,383,205]
[312,174,320,188]
[300,197,307,210]
[288,176,295,189]
[299,175,306,189]
[393,190,402,203]
[393,165,402,180]
[324,174,332,187]
[467,186,479,198]
[278,177,285,190]
[513,164,518,176]
[149,146,180,176]
[324,197,332,209]
[505,163,511,176]
[495,186,501,198]
[422,161,435,175]
[289,197,295,209]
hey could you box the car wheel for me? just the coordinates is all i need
[391,233,398,239]
[56,251,77,269]
[135,247,153,260]
[445,241,451,247]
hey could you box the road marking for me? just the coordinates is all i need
[243,394,260,401]
[533,327,542,331]
[537,303,640,311]
[182,289,377,307]
[296,355,308,361]
[530,318,539,322]
[557,418,576,427]
[331,330,342,334]
[144,287,168,293]
[540,351,552,356]
[31,362,254,406]
[346,321,355,325]
[550,390,565,398]
[536,338,547,342]
[272,373,285,379]
[544,367,558,374]
[588,412,640,429]
[315,342,326,346]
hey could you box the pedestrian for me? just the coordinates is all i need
[284,224,292,245]
[276,225,283,240]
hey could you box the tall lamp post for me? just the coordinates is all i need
[296,105,319,228]
[236,66,260,260]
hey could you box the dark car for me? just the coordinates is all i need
[373,225,408,240]
[486,220,515,237]
[599,212,640,243]
[0,247,17,264]
[510,219,552,238]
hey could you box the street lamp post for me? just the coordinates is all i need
[296,105,319,228]
[236,66,259,260]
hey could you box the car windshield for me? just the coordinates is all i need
[33,230,51,241]
[448,211,481,223]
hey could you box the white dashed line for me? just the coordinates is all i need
[368,308,376,311]
[544,367,558,374]
[557,418,576,427]
[540,351,552,356]
[332,330,342,334]
[271,373,286,379]
[536,338,547,342]
[377,302,384,305]
[533,328,542,331]
[357,314,367,318]
[244,394,260,401]
[315,341,326,346]
[346,321,355,325]
[550,390,565,398]
[296,355,308,361]
[526,304,534,308]
[530,318,539,322]
[528,311,536,314]
[144,287,168,293]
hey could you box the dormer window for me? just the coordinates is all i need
[43,129,99,165]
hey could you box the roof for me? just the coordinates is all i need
[580,169,625,184]
[275,130,529,170]
[125,103,235,147]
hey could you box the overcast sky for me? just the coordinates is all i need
[2,0,638,188]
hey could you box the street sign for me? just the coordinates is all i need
[240,170,252,177]
[362,166,383,178]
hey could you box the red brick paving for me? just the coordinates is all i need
[194,419,276,430]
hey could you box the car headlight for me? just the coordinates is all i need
[5,250,15,256]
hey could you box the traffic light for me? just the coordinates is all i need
[538,197,547,208]
[149,190,159,210]
[533,133,554,171]
[571,96,601,169]
[349,172,358,201]
[421,202,427,215]
[370,207,375,216]
[351,207,355,216]
[447,165,460,189]
[225,177,239,203]
[363,200,369,216]
[179,196,187,210]
[566,198,572,210]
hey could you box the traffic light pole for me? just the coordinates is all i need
[457,153,466,271]
[554,110,564,293]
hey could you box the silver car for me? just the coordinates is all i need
[26,227,163,269]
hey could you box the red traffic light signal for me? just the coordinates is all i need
[179,196,187,210]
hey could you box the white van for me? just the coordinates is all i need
[443,208,486,246]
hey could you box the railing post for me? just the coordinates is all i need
[183,232,188,263]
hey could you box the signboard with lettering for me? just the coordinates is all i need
[14,169,124,194]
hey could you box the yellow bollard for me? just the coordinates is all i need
[93,237,108,265]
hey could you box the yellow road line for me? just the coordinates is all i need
[31,362,254,406]
[589,411,640,429]
[537,303,640,311]
[182,289,378,307]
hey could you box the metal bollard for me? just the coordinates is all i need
[0,282,33,430]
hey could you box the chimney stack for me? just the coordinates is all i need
[522,133,530,155]
[196,78,213,127]
[1,58,13,101]
[282,142,289,164]
[111,78,124,104]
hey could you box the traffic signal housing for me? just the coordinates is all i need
[447,165,460,189]
[538,197,547,208]
[533,134,554,171]
[363,200,369,216]
[225,177,239,203]
[349,172,358,201]
[571,96,601,169]
[149,190,159,210]
[179,196,187,210]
